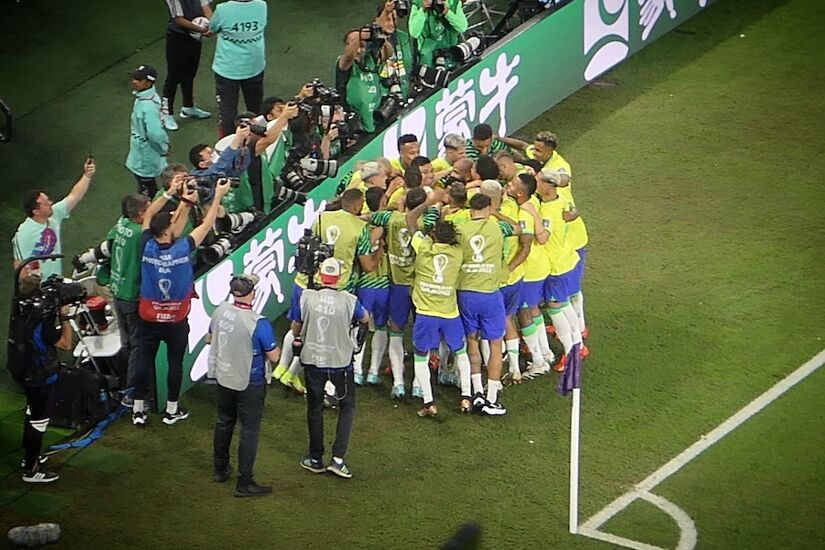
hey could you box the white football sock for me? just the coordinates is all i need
[471,373,484,395]
[369,329,389,376]
[413,355,433,403]
[286,356,301,377]
[166,401,178,415]
[389,333,405,386]
[549,309,573,355]
[534,315,553,356]
[353,347,365,375]
[455,352,471,396]
[278,330,294,369]
[562,304,582,346]
[438,340,450,374]
[505,338,520,374]
[480,339,491,367]
[133,399,145,414]
[522,326,545,366]
[571,292,586,333]
[486,379,502,404]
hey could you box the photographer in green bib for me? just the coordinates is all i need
[374,1,418,101]
[409,0,468,68]
[336,27,389,134]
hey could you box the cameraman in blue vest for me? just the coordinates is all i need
[208,273,280,497]
[131,178,231,427]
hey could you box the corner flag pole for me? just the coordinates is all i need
[569,387,581,534]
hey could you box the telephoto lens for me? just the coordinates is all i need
[199,236,233,265]
[299,158,339,178]
[216,212,255,234]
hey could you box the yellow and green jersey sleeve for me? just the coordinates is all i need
[556,185,588,250]
[521,195,551,282]
[537,196,579,276]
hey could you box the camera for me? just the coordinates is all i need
[374,75,405,125]
[361,22,389,45]
[416,64,450,91]
[16,275,87,318]
[215,211,256,234]
[306,78,341,105]
[294,228,334,287]
[185,174,241,204]
[395,0,410,17]
[333,112,365,141]
[73,240,111,271]
[444,35,484,63]
[431,0,446,12]
[300,158,339,179]
[237,117,268,137]
[199,234,234,266]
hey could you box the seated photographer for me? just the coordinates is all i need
[409,0,468,68]
[9,274,74,484]
[336,27,393,134]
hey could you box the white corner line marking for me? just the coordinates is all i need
[579,348,825,548]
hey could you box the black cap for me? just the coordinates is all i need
[131,65,158,82]
[230,273,259,297]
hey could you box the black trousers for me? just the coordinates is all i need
[305,367,355,461]
[133,173,158,198]
[133,318,189,402]
[22,382,56,471]
[213,383,266,483]
[163,31,203,113]
[113,299,140,389]
[215,71,264,137]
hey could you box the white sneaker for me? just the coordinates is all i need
[163,114,179,131]
[523,362,551,379]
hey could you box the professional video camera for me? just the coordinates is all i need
[294,229,334,288]
[13,257,87,320]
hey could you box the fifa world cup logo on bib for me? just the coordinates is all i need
[432,254,449,284]
[316,317,330,343]
[158,279,172,301]
[325,225,341,245]
[398,228,412,257]
[469,235,486,263]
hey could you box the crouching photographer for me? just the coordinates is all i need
[409,0,468,68]
[292,258,370,479]
[7,263,82,483]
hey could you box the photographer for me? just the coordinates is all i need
[13,157,96,280]
[9,274,73,483]
[207,273,280,497]
[130,178,231,427]
[293,258,370,479]
[106,194,151,401]
[336,28,392,134]
[375,0,417,100]
[409,0,468,68]
[275,188,380,393]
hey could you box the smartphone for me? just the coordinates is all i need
[87,152,94,162]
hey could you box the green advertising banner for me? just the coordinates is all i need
[155,0,716,405]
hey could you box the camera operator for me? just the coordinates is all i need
[105,194,151,402]
[13,158,96,280]
[275,188,381,393]
[9,274,73,484]
[210,0,268,137]
[126,65,170,197]
[409,0,468,68]
[293,258,370,479]
[336,28,393,134]
[130,178,232,427]
[207,273,280,497]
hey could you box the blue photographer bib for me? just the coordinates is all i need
[138,234,195,323]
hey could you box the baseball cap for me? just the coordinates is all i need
[360,161,382,181]
[230,273,260,297]
[319,258,341,285]
[540,169,561,186]
[132,65,158,82]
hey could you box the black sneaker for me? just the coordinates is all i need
[132,411,148,427]
[471,393,486,412]
[213,464,232,483]
[20,455,49,468]
[21,469,59,484]
[481,401,507,416]
[162,407,190,425]
[300,455,326,474]
[233,480,272,498]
